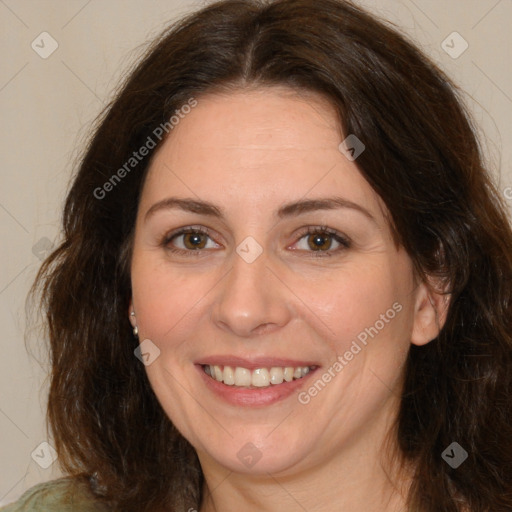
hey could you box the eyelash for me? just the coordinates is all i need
[161,225,351,258]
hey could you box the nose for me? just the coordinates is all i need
[210,247,293,338]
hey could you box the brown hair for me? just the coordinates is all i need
[32,0,512,510]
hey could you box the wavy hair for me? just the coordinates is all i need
[32,0,512,510]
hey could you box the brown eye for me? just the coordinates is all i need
[307,233,333,251]
[182,232,208,250]
[163,227,220,255]
[293,227,351,256]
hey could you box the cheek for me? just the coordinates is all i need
[131,257,213,344]
[305,259,411,346]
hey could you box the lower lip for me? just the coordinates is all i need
[196,365,317,407]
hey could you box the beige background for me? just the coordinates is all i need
[0,0,511,505]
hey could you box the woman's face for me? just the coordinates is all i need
[130,87,433,476]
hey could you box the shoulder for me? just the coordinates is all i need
[0,477,110,512]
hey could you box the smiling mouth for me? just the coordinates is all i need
[202,364,317,388]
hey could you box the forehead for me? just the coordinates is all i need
[140,86,389,227]
[164,87,341,153]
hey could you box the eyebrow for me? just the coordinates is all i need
[144,196,376,223]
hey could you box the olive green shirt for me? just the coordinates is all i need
[0,478,109,512]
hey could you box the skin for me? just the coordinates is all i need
[129,86,448,512]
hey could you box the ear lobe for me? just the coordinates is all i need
[411,280,450,347]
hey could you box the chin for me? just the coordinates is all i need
[195,427,314,476]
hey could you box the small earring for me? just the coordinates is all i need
[130,311,138,337]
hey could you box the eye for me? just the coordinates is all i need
[292,226,351,256]
[161,225,351,258]
[162,226,220,255]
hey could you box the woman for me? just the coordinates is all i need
[3,0,511,510]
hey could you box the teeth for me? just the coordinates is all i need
[214,365,223,381]
[223,365,235,385]
[269,367,284,385]
[204,364,313,388]
[252,368,269,387]
[234,366,251,386]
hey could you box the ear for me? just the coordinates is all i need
[411,279,450,346]
[128,299,137,328]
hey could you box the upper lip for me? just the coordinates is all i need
[196,356,319,370]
